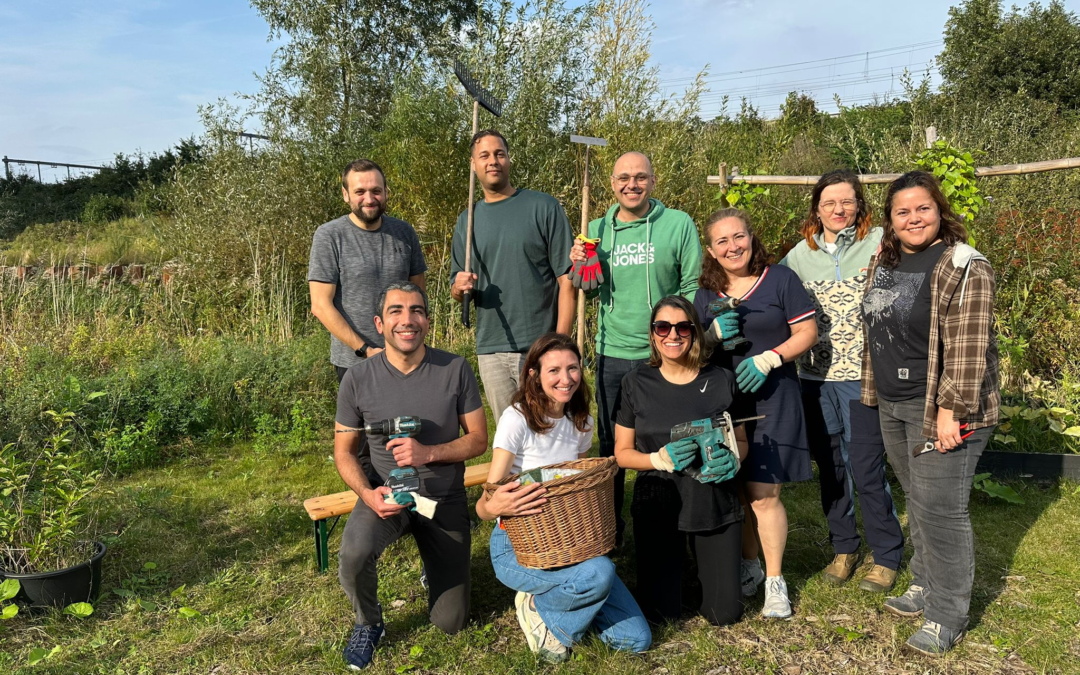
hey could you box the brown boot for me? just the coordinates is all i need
[859,564,898,592]
[822,552,862,585]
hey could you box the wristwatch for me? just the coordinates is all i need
[355,344,369,358]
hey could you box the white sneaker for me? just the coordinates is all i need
[762,576,792,619]
[514,592,569,662]
[740,558,765,597]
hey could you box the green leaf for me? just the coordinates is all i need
[178,607,201,619]
[978,480,1026,504]
[973,472,992,484]
[409,645,424,659]
[726,191,741,206]
[112,588,134,598]
[170,584,187,598]
[395,666,416,674]
[1000,405,1021,418]
[0,579,19,602]
[86,391,107,401]
[27,648,48,665]
[143,562,157,570]
[63,602,94,618]
[138,600,157,612]
[1062,426,1080,437]
[1049,419,1064,434]
[1,604,18,620]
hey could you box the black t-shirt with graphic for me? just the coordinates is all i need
[862,244,946,401]
[616,363,747,532]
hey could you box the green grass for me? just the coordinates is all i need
[2,433,1077,675]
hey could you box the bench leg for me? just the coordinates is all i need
[314,519,329,573]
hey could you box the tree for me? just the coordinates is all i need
[249,0,478,141]
[938,0,1080,109]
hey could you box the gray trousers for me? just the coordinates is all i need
[879,397,993,631]
[477,352,525,424]
[338,497,471,634]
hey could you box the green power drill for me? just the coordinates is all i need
[364,416,422,493]
[708,296,748,351]
[669,412,763,479]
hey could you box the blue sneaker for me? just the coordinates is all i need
[343,621,385,670]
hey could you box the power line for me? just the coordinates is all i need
[658,39,942,88]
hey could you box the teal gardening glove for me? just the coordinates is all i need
[735,349,783,394]
[664,436,701,471]
[709,310,740,343]
[695,429,739,484]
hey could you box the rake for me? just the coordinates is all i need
[453,59,503,328]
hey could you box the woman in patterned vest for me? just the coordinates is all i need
[780,170,905,594]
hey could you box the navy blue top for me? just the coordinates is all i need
[693,264,816,483]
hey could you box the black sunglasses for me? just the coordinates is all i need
[651,320,694,338]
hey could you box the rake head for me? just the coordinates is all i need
[453,59,503,117]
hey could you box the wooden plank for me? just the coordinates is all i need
[304,462,492,521]
[974,157,1080,177]
[705,156,1080,186]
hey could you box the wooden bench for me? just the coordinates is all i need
[304,463,491,573]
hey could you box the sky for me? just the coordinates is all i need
[1,0,1074,182]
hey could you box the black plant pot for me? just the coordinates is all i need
[0,541,107,607]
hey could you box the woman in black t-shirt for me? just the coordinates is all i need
[614,295,749,625]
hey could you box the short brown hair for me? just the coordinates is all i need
[509,333,591,435]
[879,171,968,269]
[471,129,509,154]
[801,169,873,250]
[647,296,707,369]
[341,159,386,189]
[698,208,772,295]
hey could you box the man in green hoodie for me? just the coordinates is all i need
[570,151,702,543]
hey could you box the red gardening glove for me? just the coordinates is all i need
[570,235,604,291]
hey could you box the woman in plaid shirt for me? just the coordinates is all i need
[860,170,999,657]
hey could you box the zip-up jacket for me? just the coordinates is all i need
[780,226,882,381]
[860,243,1000,449]
[586,199,701,360]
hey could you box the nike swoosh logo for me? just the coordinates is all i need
[700,381,709,393]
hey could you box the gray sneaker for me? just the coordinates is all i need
[905,620,965,656]
[884,584,925,617]
[515,592,569,663]
[762,576,792,619]
[740,559,765,597]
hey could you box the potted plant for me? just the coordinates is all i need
[0,393,108,608]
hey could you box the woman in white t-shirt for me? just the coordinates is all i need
[476,333,651,663]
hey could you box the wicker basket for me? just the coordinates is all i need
[483,456,618,569]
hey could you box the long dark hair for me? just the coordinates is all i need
[801,169,873,250]
[699,208,772,294]
[510,333,591,435]
[879,171,968,269]
[646,295,707,369]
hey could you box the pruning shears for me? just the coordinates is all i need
[921,423,974,454]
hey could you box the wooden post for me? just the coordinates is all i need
[718,162,728,189]
[925,126,937,149]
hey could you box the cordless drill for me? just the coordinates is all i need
[364,416,422,493]
[670,412,763,479]
[708,296,748,351]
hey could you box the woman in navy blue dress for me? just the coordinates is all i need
[694,208,817,619]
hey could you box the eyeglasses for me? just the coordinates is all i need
[819,199,858,212]
[613,173,652,186]
[651,320,694,338]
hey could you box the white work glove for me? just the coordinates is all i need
[649,447,676,472]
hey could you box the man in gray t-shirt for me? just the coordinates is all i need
[451,130,575,423]
[333,282,487,669]
[309,159,427,379]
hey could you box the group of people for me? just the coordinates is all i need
[307,129,999,670]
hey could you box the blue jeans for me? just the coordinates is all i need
[489,526,651,651]
[879,397,993,631]
[802,380,904,569]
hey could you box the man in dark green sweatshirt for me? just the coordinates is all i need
[570,151,702,543]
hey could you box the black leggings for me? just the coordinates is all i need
[631,475,743,626]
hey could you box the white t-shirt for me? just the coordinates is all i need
[493,405,594,475]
